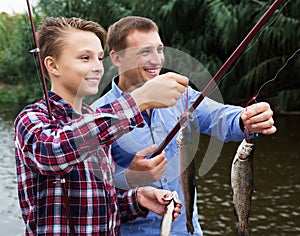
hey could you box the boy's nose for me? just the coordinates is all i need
[91,62,104,73]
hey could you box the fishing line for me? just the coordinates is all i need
[253,47,300,99]
[24,9,45,96]
[243,47,300,141]
[178,88,191,127]
[206,0,292,98]
[244,47,300,105]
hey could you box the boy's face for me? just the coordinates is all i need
[50,29,104,100]
[117,30,164,89]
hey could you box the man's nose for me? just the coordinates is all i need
[150,51,164,65]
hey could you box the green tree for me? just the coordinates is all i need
[0,12,45,103]
[1,0,299,111]
[37,0,299,110]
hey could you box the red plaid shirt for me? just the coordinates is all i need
[14,92,148,235]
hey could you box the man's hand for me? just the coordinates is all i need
[126,145,167,187]
[137,186,182,220]
[131,72,188,111]
[240,102,277,135]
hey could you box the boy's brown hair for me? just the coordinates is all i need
[36,17,106,79]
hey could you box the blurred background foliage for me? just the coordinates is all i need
[0,0,299,112]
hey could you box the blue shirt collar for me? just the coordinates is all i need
[111,75,152,123]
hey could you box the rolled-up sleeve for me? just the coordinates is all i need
[117,188,148,223]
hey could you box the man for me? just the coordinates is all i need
[93,16,276,235]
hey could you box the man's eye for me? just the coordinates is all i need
[157,47,164,53]
[141,50,149,56]
[81,56,90,60]
[98,57,103,61]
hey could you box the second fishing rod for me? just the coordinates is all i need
[150,0,284,158]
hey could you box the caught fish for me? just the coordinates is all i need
[177,122,197,234]
[231,139,255,236]
[160,191,182,236]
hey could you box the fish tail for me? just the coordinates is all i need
[186,222,195,235]
[236,226,250,236]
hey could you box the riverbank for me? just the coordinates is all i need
[1,82,299,113]
[0,82,23,103]
[0,82,44,104]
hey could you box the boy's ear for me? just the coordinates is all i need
[110,50,122,67]
[44,56,59,77]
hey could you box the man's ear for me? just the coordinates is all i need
[44,56,59,77]
[110,50,122,67]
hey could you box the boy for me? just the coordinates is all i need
[14,17,185,235]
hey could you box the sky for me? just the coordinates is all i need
[0,0,39,15]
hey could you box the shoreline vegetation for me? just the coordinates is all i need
[0,81,44,104]
[1,82,299,115]
[0,82,24,103]
[1,0,299,112]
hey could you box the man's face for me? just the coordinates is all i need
[117,30,164,89]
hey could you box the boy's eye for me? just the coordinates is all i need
[81,56,90,60]
[98,57,103,61]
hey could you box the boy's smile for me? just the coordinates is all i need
[49,29,104,107]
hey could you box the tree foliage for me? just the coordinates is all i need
[0,0,299,110]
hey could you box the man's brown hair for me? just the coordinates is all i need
[107,16,158,52]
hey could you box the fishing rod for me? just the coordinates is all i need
[150,0,284,158]
[26,0,52,119]
[25,1,75,235]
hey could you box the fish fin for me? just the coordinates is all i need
[233,204,239,217]
[233,207,237,217]
[253,181,257,193]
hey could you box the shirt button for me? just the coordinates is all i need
[130,118,137,126]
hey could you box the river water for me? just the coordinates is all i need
[0,103,299,235]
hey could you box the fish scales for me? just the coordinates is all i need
[178,124,196,234]
[231,139,255,236]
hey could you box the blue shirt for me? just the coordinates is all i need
[93,76,249,236]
